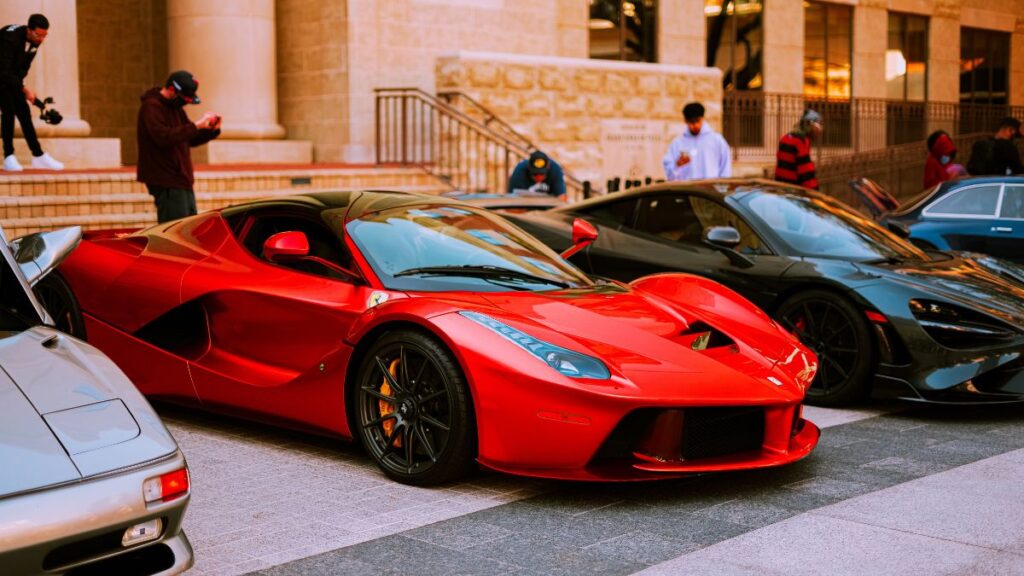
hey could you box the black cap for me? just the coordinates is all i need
[167,70,201,104]
[527,151,551,175]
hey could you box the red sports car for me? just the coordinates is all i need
[43,191,819,485]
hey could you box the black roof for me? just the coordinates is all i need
[220,189,468,221]
[550,179,815,213]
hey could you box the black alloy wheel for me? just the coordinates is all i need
[33,272,86,338]
[355,330,476,486]
[775,290,874,406]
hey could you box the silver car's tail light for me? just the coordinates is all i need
[122,518,163,547]
[143,468,190,503]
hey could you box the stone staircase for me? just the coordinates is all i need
[0,165,448,237]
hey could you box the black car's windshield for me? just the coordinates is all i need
[346,204,592,291]
[739,191,928,261]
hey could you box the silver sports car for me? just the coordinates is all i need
[0,226,193,575]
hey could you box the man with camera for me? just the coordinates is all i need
[137,70,222,223]
[0,13,64,171]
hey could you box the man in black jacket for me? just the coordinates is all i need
[0,13,63,171]
[967,117,1023,176]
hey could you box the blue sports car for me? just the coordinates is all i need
[868,176,1024,262]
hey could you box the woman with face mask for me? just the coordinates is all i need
[924,130,959,190]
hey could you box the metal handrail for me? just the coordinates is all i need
[375,87,584,195]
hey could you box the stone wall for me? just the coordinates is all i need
[277,0,348,162]
[436,52,722,188]
[77,0,168,166]
[340,0,587,162]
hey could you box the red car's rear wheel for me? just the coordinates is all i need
[355,330,476,485]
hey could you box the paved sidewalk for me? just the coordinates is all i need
[249,403,1024,575]
[639,447,1024,576]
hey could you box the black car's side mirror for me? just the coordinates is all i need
[703,226,741,249]
[701,226,754,268]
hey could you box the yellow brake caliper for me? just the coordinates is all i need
[380,358,401,447]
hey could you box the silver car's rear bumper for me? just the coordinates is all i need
[0,450,193,575]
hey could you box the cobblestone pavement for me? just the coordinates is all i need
[161,402,1024,575]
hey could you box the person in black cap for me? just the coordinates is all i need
[137,70,222,223]
[967,117,1023,176]
[508,150,566,199]
[0,13,63,171]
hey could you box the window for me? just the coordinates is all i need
[578,198,639,227]
[706,0,764,91]
[633,194,767,254]
[886,13,928,101]
[239,212,358,281]
[804,1,852,100]
[924,185,1001,217]
[635,195,704,244]
[960,28,1010,106]
[689,197,767,254]
[589,0,657,62]
[1000,186,1024,219]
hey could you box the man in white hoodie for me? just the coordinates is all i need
[662,102,731,181]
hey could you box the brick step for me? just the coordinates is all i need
[0,184,449,237]
[0,185,446,220]
[0,166,445,197]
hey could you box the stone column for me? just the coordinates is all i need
[167,0,285,140]
[761,0,803,95]
[659,0,705,67]
[927,0,961,135]
[1012,16,1024,107]
[0,0,90,137]
[852,0,887,151]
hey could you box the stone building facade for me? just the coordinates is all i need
[0,0,1022,185]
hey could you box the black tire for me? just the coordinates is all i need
[354,330,476,485]
[33,271,86,338]
[775,290,874,407]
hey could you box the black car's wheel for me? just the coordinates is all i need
[33,272,86,338]
[775,290,874,406]
[354,330,476,485]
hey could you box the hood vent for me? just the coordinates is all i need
[680,322,735,351]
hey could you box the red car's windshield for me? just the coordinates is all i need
[346,204,592,292]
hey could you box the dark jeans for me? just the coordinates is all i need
[0,86,43,158]
[146,185,197,223]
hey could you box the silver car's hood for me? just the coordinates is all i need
[0,370,81,497]
[0,327,178,497]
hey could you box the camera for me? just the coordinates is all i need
[32,97,63,126]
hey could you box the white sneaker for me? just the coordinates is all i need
[3,154,23,171]
[31,152,64,171]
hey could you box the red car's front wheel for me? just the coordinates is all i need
[355,330,476,485]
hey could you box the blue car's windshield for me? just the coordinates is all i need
[740,191,928,261]
[346,204,592,291]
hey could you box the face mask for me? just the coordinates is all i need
[940,155,951,165]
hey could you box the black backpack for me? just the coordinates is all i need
[967,138,997,175]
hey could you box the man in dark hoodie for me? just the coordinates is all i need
[137,70,221,223]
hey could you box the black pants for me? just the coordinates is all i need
[0,87,43,158]
[146,185,197,223]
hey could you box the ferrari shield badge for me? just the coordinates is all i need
[368,291,389,308]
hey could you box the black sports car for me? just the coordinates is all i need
[504,179,1024,406]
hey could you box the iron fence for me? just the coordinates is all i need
[723,92,1024,163]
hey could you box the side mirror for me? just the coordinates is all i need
[263,231,309,261]
[11,226,82,285]
[561,218,598,260]
[701,225,754,268]
[702,226,741,249]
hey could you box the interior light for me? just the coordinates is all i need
[588,18,616,29]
